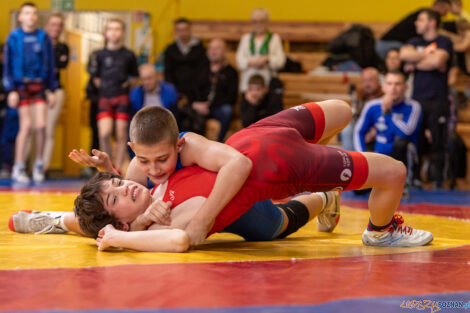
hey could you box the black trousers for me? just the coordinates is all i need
[415,97,449,183]
[391,137,419,184]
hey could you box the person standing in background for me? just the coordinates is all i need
[42,12,69,174]
[89,18,139,172]
[3,2,58,183]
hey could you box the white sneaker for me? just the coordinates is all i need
[32,161,45,182]
[11,165,30,184]
[317,191,340,232]
[362,214,433,247]
[9,210,67,234]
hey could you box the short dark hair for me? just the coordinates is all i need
[107,18,126,32]
[434,0,451,5]
[20,2,37,10]
[74,172,122,238]
[248,74,266,87]
[385,70,406,82]
[174,17,191,26]
[421,8,441,27]
[129,106,179,145]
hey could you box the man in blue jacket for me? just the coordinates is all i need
[130,63,179,121]
[354,70,422,188]
[3,2,58,183]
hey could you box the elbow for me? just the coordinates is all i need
[170,229,190,253]
[239,155,253,177]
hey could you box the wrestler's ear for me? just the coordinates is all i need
[176,137,185,153]
[117,222,130,232]
[127,141,135,152]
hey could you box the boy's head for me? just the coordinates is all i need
[105,18,125,46]
[18,2,38,30]
[382,70,407,104]
[247,74,268,103]
[174,18,191,43]
[46,12,64,41]
[74,172,152,237]
[128,107,183,184]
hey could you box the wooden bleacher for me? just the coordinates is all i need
[192,20,392,47]
[195,19,470,188]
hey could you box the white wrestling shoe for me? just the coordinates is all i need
[317,191,340,232]
[11,165,30,184]
[9,210,67,234]
[32,161,45,182]
[362,214,433,247]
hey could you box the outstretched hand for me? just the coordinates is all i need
[69,149,115,173]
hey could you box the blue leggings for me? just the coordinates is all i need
[222,200,284,241]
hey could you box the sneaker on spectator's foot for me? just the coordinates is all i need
[9,210,67,234]
[11,165,30,184]
[32,161,45,182]
[362,214,433,247]
[317,191,340,232]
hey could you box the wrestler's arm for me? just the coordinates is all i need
[179,133,252,245]
[97,225,189,252]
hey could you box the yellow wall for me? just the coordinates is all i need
[3,0,470,53]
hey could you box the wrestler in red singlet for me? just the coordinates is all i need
[152,103,369,236]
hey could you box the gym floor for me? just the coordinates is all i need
[0,179,469,313]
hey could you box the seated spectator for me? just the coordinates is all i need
[163,18,208,100]
[340,67,383,151]
[130,63,178,119]
[354,71,422,188]
[236,8,285,93]
[240,74,282,127]
[190,39,238,142]
[376,0,450,59]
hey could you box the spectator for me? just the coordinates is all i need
[354,71,422,188]
[400,9,453,188]
[449,0,470,22]
[376,0,451,59]
[0,43,11,178]
[382,48,414,97]
[340,67,383,151]
[191,39,239,141]
[130,63,178,119]
[3,2,58,183]
[236,8,285,92]
[89,18,139,171]
[43,12,69,173]
[240,74,282,127]
[163,18,208,99]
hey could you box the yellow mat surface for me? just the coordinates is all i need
[1,191,469,270]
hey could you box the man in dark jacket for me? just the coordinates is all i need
[163,18,208,99]
[190,39,238,141]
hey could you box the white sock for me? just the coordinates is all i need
[318,192,328,211]
[58,214,69,232]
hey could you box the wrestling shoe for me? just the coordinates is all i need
[11,165,30,184]
[362,214,433,247]
[9,210,67,234]
[317,191,340,232]
[32,160,45,182]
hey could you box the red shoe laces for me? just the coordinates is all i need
[390,214,413,235]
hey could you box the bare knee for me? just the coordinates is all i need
[335,99,353,125]
[387,159,407,187]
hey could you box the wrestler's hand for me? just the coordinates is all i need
[131,200,172,231]
[184,220,213,247]
[7,91,19,109]
[68,148,115,173]
[47,91,56,108]
[96,224,121,251]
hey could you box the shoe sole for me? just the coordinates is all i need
[8,210,33,232]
